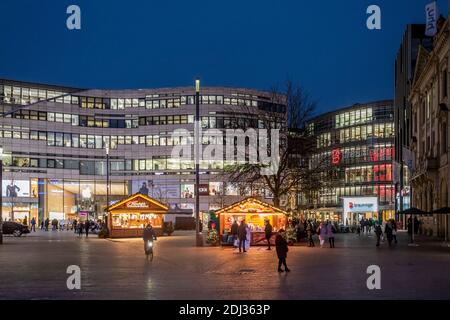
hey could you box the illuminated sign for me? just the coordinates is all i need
[331,149,341,165]
[343,197,378,214]
[126,201,149,208]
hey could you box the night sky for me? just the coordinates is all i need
[0,0,448,113]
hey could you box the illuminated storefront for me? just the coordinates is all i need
[107,193,168,238]
[216,198,287,245]
[299,101,395,223]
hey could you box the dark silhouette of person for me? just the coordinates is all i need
[85,220,90,237]
[275,229,290,272]
[265,220,273,250]
[139,182,149,195]
[230,220,239,242]
[238,220,247,253]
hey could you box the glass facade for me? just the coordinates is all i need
[300,101,395,223]
[0,80,287,224]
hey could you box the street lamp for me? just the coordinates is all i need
[0,146,3,244]
[105,142,110,233]
[195,78,203,247]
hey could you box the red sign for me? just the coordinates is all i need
[331,149,341,165]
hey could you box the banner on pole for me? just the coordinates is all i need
[425,1,438,36]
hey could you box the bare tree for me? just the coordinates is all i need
[223,80,322,208]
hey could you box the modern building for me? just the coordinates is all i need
[0,79,286,226]
[409,16,450,238]
[298,100,395,225]
[394,24,433,217]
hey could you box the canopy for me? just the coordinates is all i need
[106,193,168,214]
[432,207,450,214]
[216,197,287,215]
[399,207,429,215]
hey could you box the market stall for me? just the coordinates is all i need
[216,197,287,246]
[106,193,169,238]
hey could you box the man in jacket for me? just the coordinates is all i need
[230,220,239,243]
[264,220,273,250]
[275,229,290,272]
[143,224,157,253]
[237,220,247,253]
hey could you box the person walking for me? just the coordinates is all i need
[275,229,290,273]
[238,220,247,253]
[326,221,336,248]
[30,217,36,232]
[317,222,327,248]
[85,220,90,238]
[392,219,398,244]
[306,221,315,247]
[264,219,273,250]
[375,222,382,247]
[230,220,238,244]
[385,220,393,247]
[78,222,84,237]
[73,219,78,233]
[44,218,50,231]
[23,216,28,227]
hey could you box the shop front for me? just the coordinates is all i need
[216,197,287,246]
[342,196,379,226]
[106,193,169,238]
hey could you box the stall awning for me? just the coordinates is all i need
[106,193,168,213]
[216,197,287,216]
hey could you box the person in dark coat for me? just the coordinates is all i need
[264,219,273,250]
[306,221,315,247]
[385,220,393,246]
[237,220,247,253]
[84,220,90,237]
[44,218,50,231]
[275,229,290,273]
[78,222,84,237]
[230,220,239,243]
[375,223,382,247]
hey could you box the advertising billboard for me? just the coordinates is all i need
[2,180,31,197]
[342,197,378,226]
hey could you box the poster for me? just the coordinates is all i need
[2,180,30,197]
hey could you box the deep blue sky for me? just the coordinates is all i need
[0,0,448,113]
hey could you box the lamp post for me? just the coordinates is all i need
[195,78,203,246]
[0,146,3,244]
[105,143,110,232]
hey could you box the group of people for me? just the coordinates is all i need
[374,219,399,247]
[228,219,290,272]
[17,217,101,237]
[302,220,336,248]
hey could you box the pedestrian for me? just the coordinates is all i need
[326,221,336,248]
[45,218,50,231]
[264,219,273,250]
[317,222,327,248]
[30,217,36,232]
[230,219,238,244]
[78,222,84,237]
[40,220,44,230]
[375,222,382,247]
[392,219,398,244]
[414,216,420,234]
[275,229,290,273]
[23,216,28,227]
[73,219,78,233]
[237,219,247,253]
[306,221,315,247]
[85,220,90,237]
[385,220,393,246]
